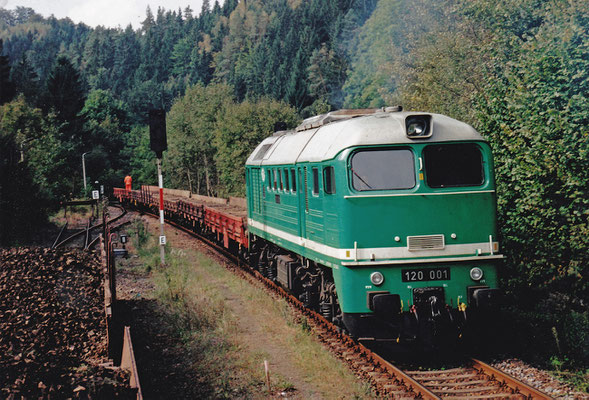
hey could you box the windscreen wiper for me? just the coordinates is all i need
[351,167,373,189]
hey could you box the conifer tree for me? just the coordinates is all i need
[0,40,16,105]
[42,56,86,124]
[11,55,39,105]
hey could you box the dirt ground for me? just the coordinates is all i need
[113,213,368,399]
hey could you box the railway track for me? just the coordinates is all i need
[405,359,553,399]
[130,205,553,400]
[52,204,128,249]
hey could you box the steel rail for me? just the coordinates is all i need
[366,350,439,400]
[54,206,127,249]
[121,326,144,400]
[471,358,553,399]
[87,235,101,249]
[84,218,91,249]
[51,222,68,249]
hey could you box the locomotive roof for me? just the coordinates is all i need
[246,109,485,166]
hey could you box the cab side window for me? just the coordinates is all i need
[284,168,290,191]
[291,169,297,192]
[312,167,320,195]
[324,166,335,194]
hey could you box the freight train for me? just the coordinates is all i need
[115,107,503,348]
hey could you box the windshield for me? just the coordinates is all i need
[350,149,415,191]
[423,143,484,188]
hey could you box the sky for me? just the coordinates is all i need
[1,0,207,28]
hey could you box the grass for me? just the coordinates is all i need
[548,358,589,394]
[50,204,94,226]
[130,217,372,398]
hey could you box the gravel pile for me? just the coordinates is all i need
[0,247,134,399]
[491,359,588,399]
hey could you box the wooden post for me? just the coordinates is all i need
[264,359,271,394]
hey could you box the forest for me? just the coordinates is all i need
[0,0,587,374]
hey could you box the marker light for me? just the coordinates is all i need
[370,271,385,286]
[470,267,484,281]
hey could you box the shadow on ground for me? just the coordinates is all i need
[110,298,219,399]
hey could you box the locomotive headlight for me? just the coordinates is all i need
[405,115,432,139]
[370,271,385,286]
[470,267,484,281]
[407,120,426,135]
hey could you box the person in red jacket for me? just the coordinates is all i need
[124,175,132,191]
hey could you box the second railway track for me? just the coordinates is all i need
[52,203,129,249]
[126,203,553,400]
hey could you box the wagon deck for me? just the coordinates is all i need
[113,186,249,250]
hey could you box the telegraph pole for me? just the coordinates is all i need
[149,109,168,266]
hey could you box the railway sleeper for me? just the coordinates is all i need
[412,372,480,381]
[433,386,503,394]
[425,379,490,388]
[445,395,524,400]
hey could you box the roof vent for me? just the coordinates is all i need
[295,108,381,132]
[385,106,403,112]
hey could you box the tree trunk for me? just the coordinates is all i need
[195,165,201,195]
[203,154,211,196]
[186,168,193,194]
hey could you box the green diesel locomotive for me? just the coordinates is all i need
[245,107,502,346]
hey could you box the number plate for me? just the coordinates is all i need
[402,267,451,282]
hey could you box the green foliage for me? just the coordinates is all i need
[0,98,51,244]
[166,83,298,197]
[214,98,298,196]
[1,1,376,116]
[131,217,149,250]
[307,43,347,109]
[124,125,157,187]
[41,55,87,147]
[343,0,411,108]
[0,97,68,201]
[166,83,234,195]
[10,54,39,105]
[81,89,130,132]
[561,310,589,365]
[0,39,16,104]
[475,0,588,301]
[81,89,132,189]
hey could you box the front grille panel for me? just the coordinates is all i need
[407,234,445,251]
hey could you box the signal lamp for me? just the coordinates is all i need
[370,271,385,286]
[405,115,432,139]
[470,267,484,281]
